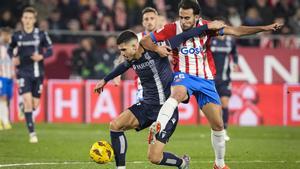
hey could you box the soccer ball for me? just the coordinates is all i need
[89,140,114,164]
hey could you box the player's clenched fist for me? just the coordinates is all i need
[94,79,107,94]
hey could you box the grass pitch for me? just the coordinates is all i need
[0,123,299,169]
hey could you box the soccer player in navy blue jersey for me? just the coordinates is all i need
[8,7,53,143]
[94,21,225,169]
[211,35,239,141]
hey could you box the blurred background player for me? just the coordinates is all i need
[114,7,162,102]
[210,23,239,141]
[8,7,53,143]
[0,27,14,130]
[135,7,160,102]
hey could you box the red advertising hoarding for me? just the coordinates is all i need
[85,80,122,123]
[284,84,300,126]
[47,80,84,123]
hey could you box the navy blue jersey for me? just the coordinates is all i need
[8,28,52,77]
[128,50,173,105]
[211,36,238,82]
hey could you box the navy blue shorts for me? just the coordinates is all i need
[215,80,232,97]
[128,102,179,144]
[17,75,43,98]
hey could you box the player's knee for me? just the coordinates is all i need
[109,120,122,131]
[171,92,186,103]
[147,151,162,164]
[211,122,224,131]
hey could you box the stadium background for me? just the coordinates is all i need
[1,0,298,126]
[0,1,300,169]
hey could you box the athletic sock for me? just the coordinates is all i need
[24,112,35,133]
[110,131,127,167]
[156,98,178,131]
[159,152,183,167]
[211,130,226,168]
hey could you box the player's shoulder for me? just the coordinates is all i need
[199,19,211,25]
[158,22,176,32]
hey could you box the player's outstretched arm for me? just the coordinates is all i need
[167,21,225,49]
[140,21,225,57]
[224,22,283,37]
[94,61,130,94]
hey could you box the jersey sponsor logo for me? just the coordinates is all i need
[180,46,203,55]
[132,59,155,70]
[17,40,39,47]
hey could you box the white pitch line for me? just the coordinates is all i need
[0,160,296,168]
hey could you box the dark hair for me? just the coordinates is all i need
[142,7,158,16]
[117,30,138,45]
[23,7,38,16]
[0,27,12,34]
[178,0,201,15]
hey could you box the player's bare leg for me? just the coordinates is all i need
[148,139,190,168]
[220,97,230,141]
[0,96,11,130]
[23,92,37,143]
[202,103,229,169]
[109,109,139,169]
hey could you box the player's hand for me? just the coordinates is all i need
[264,22,283,31]
[156,46,172,57]
[112,76,121,86]
[12,57,20,66]
[31,53,44,61]
[94,79,106,94]
[208,20,226,30]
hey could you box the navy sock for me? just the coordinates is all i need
[24,112,35,133]
[159,152,183,167]
[222,107,229,129]
[110,131,127,167]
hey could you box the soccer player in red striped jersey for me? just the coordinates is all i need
[141,0,283,169]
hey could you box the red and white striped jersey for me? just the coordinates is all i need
[0,45,14,79]
[137,31,148,42]
[152,19,217,80]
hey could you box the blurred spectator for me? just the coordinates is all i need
[255,0,274,24]
[47,8,65,42]
[274,0,296,20]
[157,15,169,29]
[154,0,167,16]
[288,8,300,34]
[93,35,118,79]
[79,9,97,31]
[227,6,242,27]
[240,7,262,46]
[243,7,263,26]
[98,14,115,32]
[114,0,129,31]
[71,38,97,79]
[38,19,50,31]
[47,9,65,30]
[202,0,227,20]
[34,0,58,21]
[129,0,154,27]
[58,0,80,20]
[64,19,82,43]
[0,10,16,28]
